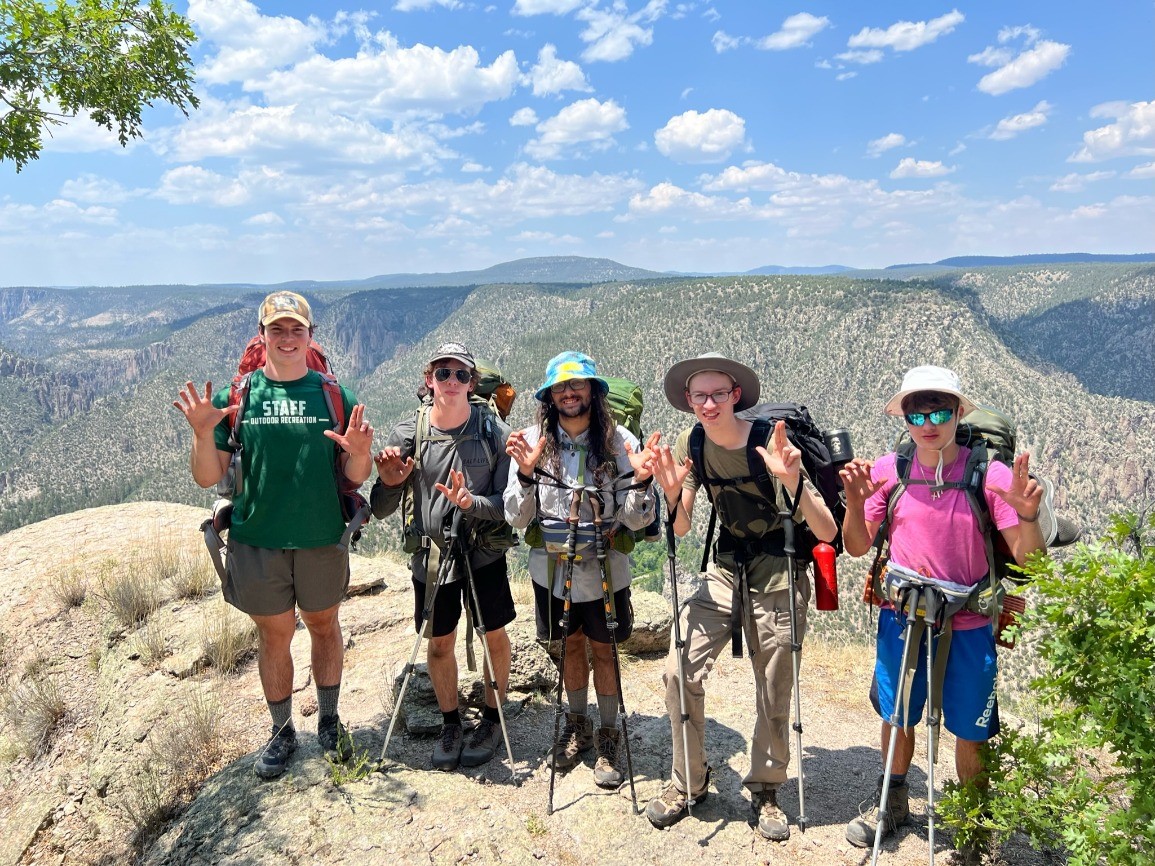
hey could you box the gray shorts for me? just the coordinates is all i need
[224,539,349,616]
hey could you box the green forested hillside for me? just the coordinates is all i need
[1,265,1152,536]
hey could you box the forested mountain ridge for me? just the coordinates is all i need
[0,264,1151,536]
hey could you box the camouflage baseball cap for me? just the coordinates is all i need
[258,291,313,328]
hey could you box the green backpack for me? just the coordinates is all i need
[473,358,517,420]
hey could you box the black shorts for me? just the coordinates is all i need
[412,556,516,638]
[534,580,633,645]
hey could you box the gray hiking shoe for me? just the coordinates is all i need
[431,723,464,771]
[549,712,593,770]
[460,718,502,767]
[846,776,910,847]
[753,788,790,841]
[318,714,352,762]
[593,726,622,789]
[254,725,297,779]
[644,767,711,829]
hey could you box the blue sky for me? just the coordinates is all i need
[2,1,1153,286]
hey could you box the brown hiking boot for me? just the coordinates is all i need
[593,726,623,788]
[846,775,910,847]
[644,767,711,829]
[549,712,593,770]
[753,788,790,841]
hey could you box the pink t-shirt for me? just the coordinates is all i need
[865,447,1020,630]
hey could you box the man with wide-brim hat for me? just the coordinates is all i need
[505,350,657,796]
[839,364,1045,853]
[644,352,837,840]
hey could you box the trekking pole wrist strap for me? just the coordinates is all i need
[517,470,535,487]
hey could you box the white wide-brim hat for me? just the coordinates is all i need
[884,365,977,418]
[663,352,760,413]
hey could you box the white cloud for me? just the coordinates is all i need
[990,100,1051,140]
[511,0,584,15]
[1049,171,1114,193]
[654,109,747,164]
[867,133,907,157]
[967,46,1013,68]
[1129,162,1155,179]
[890,158,954,179]
[394,0,461,10]
[974,40,1069,95]
[461,161,488,173]
[525,98,629,160]
[836,49,884,65]
[757,13,830,50]
[244,211,285,226]
[712,30,741,53]
[188,0,325,85]
[847,9,964,52]
[527,44,592,95]
[577,0,667,63]
[629,182,769,219]
[1070,101,1155,163]
[155,166,253,207]
[59,175,140,205]
[510,107,539,126]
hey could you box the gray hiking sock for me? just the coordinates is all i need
[317,683,341,719]
[268,696,293,731]
[596,692,618,729]
[567,688,589,718]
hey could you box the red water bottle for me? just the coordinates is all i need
[813,542,838,610]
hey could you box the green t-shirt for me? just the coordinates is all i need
[214,370,355,549]
[674,424,811,592]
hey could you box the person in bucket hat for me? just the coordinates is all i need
[371,341,516,772]
[839,365,1045,855]
[645,352,837,840]
[505,351,657,792]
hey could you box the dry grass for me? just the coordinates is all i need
[51,564,87,610]
[167,547,216,601]
[200,606,257,673]
[1,670,67,759]
[99,557,163,628]
[131,621,170,668]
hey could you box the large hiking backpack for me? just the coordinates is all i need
[689,402,847,569]
[473,358,517,421]
[200,335,371,580]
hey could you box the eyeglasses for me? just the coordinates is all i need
[549,379,590,394]
[687,388,735,406]
[904,408,954,426]
[433,367,471,384]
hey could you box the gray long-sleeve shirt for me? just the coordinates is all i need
[504,424,655,603]
[372,404,512,584]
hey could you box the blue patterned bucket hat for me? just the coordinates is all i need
[534,351,609,401]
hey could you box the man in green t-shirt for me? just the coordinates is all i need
[173,291,374,780]
[644,353,837,841]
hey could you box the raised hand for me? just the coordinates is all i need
[506,429,545,477]
[435,469,474,510]
[651,444,692,501]
[988,453,1044,521]
[625,431,661,483]
[839,458,884,507]
[374,445,414,487]
[324,403,374,458]
[172,381,237,437]
[755,420,801,488]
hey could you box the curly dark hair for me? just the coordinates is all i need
[536,386,619,486]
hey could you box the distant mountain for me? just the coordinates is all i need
[744,264,856,275]
[888,253,1155,269]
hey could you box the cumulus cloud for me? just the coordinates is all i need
[989,101,1051,140]
[1070,101,1155,163]
[847,9,964,52]
[867,133,907,157]
[244,211,285,226]
[155,166,252,207]
[58,175,140,205]
[757,12,829,50]
[577,0,667,63]
[511,0,584,15]
[974,40,1070,95]
[712,30,741,53]
[527,44,592,95]
[654,109,747,164]
[1049,171,1114,193]
[890,158,954,179]
[510,107,539,126]
[525,98,629,160]
[1129,161,1155,179]
[188,0,325,85]
[394,0,461,10]
[836,49,884,65]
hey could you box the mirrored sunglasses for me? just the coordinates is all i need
[904,408,954,427]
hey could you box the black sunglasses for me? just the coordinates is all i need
[433,367,471,384]
[904,408,954,426]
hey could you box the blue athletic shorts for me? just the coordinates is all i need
[869,607,1000,742]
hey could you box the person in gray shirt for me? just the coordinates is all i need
[372,342,515,771]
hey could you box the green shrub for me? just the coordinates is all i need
[942,509,1155,864]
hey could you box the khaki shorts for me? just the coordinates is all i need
[224,540,349,616]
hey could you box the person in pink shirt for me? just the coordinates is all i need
[839,366,1045,851]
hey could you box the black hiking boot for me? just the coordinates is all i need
[318,714,352,762]
[432,723,464,771]
[460,718,502,767]
[254,724,298,779]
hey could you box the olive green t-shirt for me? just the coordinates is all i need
[674,424,813,592]
[214,370,355,549]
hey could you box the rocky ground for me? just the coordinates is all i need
[0,503,1063,866]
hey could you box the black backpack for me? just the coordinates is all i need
[688,402,846,569]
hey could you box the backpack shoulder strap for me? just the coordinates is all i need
[317,371,346,434]
[743,417,779,508]
[226,371,254,449]
[687,422,710,504]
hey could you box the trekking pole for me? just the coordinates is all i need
[378,516,457,767]
[923,590,943,866]
[455,513,518,785]
[780,502,808,831]
[547,487,584,816]
[590,491,639,814]
[664,505,695,815]
[872,585,922,866]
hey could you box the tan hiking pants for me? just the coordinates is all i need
[663,562,810,795]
